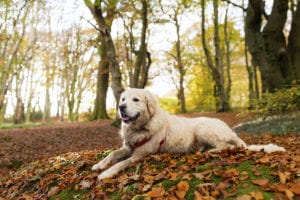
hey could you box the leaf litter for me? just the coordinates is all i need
[0,113,299,199]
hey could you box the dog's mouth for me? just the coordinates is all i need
[121,112,140,123]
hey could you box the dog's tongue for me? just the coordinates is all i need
[121,113,130,121]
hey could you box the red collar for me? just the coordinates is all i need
[130,136,165,153]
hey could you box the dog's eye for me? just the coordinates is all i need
[122,98,125,101]
[133,98,139,102]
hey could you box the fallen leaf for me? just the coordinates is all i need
[278,172,287,184]
[290,182,300,194]
[250,191,264,200]
[142,184,152,192]
[177,180,189,192]
[148,187,165,198]
[285,189,294,200]
[79,180,92,189]
[275,183,289,192]
[175,190,187,199]
[256,157,269,164]
[47,186,59,197]
[251,179,269,186]
[236,194,251,200]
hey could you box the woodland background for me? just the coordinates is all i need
[0,0,300,124]
[1,1,300,199]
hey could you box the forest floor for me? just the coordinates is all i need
[0,112,299,199]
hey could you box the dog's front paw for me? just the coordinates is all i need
[97,171,113,181]
[92,162,106,171]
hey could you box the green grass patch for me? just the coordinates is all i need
[0,122,53,130]
[49,189,90,200]
[162,178,181,190]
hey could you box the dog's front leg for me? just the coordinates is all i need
[97,143,157,180]
[92,146,132,171]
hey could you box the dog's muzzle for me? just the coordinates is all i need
[119,104,140,123]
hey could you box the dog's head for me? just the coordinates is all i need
[118,88,157,125]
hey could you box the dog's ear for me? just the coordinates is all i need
[145,91,157,117]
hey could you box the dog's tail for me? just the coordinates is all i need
[233,136,286,153]
[246,144,286,153]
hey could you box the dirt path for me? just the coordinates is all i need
[0,112,252,167]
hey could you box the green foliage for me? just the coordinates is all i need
[158,97,180,114]
[49,189,91,200]
[234,113,300,135]
[0,121,52,130]
[252,85,300,116]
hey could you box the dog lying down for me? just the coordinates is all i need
[92,88,286,180]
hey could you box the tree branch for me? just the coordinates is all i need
[222,0,246,11]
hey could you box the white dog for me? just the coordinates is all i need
[92,88,285,180]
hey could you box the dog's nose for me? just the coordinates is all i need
[119,104,127,112]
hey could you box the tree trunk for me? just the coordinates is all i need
[85,0,123,124]
[245,0,292,93]
[43,76,51,122]
[174,8,186,113]
[91,37,110,120]
[201,0,229,112]
[131,0,148,88]
[224,5,232,106]
[287,1,300,82]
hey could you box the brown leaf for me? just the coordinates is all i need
[236,195,251,200]
[177,180,189,192]
[251,179,269,186]
[290,182,300,194]
[256,157,269,164]
[275,183,289,192]
[285,189,294,200]
[144,174,154,184]
[224,168,239,177]
[47,186,59,197]
[148,187,165,198]
[278,172,287,184]
[175,181,189,199]
[250,191,264,200]
[194,191,203,200]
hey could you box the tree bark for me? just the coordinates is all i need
[287,1,300,82]
[174,7,186,113]
[201,0,229,112]
[85,0,124,123]
[91,36,109,120]
[245,0,293,93]
[132,0,149,88]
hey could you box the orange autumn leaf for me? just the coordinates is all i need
[236,194,251,200]
[278,172,287,184]
[290,182,300,194]
[148,187,165,198]
[256,157,270,164]
[177,180,189,192]
[250,191,264,200]
[175,181,190,199]
[251,179,269,186]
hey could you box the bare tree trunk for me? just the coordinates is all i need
[132,0,150,89]
[174,8,186,113]
[201,0,229,112]
[245,0,292,93]
[287,1,300,82]
[85,0,123,124]
[224,5,232,105]
[91,36,109,120]
[43,70,51,122]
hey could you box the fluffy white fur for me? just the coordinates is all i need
[92,88,285,180]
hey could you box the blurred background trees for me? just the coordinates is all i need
[0,0,299,124]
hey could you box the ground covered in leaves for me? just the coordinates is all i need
[0,112,299,199]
